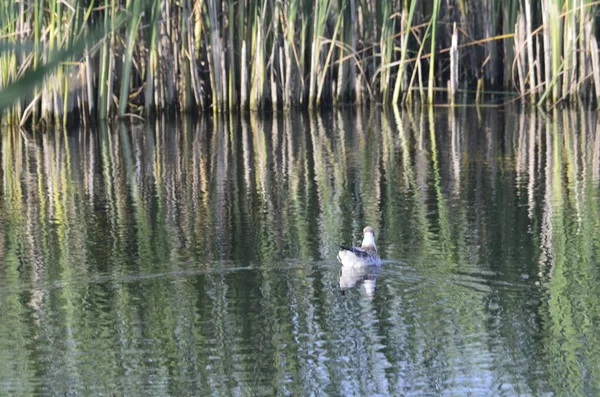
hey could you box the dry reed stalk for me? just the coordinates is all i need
[316,11,343,106]
[427,0,441,104]
[549,1,562,102]
[590,35,600,107]
[227,0,237,111]
[241,40,249,108]
[207,0,223,111]
[84,47,93,116]
[449,22,458,105]
[524,0,537,102]
[502,0,519,89]
[392,9,407,104]
[177,3,191,112]
[562,3,575,101]
[535,33,543,96]
[354,4,364,104]
[392,1,417,104]
[335,0,355,104]
[579,18,592,101]
[250,16,266,111]
[270,0,283,110]
[308,0,335,108]
[541,0,552,104]
[380,0,394,102]
[118,0,142,117]
[515,14,526,96]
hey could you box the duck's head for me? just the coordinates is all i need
[361,226,376,250]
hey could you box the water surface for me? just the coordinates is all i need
[1,107,600,395]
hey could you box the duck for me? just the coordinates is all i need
[337,226,382,268]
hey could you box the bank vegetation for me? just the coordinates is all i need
[1,0,599,125]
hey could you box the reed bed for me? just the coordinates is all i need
[1,0,600,124]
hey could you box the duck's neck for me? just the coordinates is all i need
[361,232,376,251]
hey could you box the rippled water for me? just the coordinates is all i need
[1,107,600,395]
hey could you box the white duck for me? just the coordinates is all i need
[338,226,381,296]
[337,226,382,267]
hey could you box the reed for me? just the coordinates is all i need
[379,0,395,102]
[427,0,442,104]
[392,0,417,104]
[118,0,142,117]
[1,0,600,124]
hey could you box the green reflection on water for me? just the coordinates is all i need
[1,107,600,395]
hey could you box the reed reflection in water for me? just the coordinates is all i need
[1,107,600,395]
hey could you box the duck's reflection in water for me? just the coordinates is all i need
[339,264,380,296]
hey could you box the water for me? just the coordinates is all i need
[1,107,600,396]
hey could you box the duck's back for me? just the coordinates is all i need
[338,246,381,267]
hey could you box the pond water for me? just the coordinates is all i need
[1,107,600,395]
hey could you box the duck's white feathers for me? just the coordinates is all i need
[337,226,381,267]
